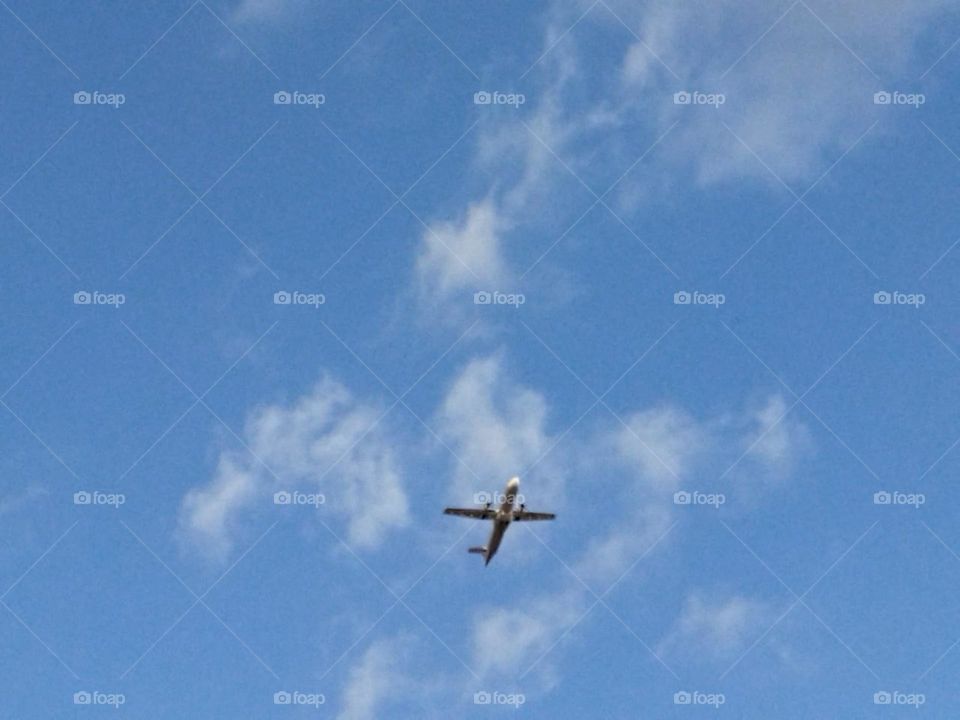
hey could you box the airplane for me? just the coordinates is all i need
[443,476,555,566]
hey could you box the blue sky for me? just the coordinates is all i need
[3,0,960,717]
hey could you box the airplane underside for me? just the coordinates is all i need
[443,477,555,566]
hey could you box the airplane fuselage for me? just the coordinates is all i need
[483,476,521,565]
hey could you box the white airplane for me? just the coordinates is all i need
[443,476,555,566]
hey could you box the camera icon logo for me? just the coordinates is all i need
[74,291,92,305]
[474,91,492,105]
[873,291,891,305]
[473,491,492,505]
[674,691,692,705]
[873,91,892,105]
[274,91,292,105]
[673,91,691,105]
[673,491,691,505]
[873,491,891,505]
[474,691,492,704]
[74,91,92,105]
[74,491,92,505]
[874,691,892,705]
[274,690,292,705]
[274,491,292,505]
[274,291,291,305]
[73,691,92,705]
[673,291,691,305]
[474,291,492,305]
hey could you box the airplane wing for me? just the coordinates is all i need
[512,510,556,521]
[443,507,496,520]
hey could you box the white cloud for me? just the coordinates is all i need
[615,0,953,185]
[657,592,778,661]
[569,404,714,588]
[471,589,583,681]
[613,405,713,490]
[338,635,415,720]
[434,353,565,505]
[415,198,512,308]
[179,375,408,561]
[739,394,811,479]
[572,502,675,591]
[535,394,809,648]
[180,454,259,560]
[412,10,589,311]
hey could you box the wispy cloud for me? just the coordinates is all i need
[657,592,779,661]
[415,198,513,310]
[179,375,408,561]
[338,634,419,720]
[615,0,950,186]
[433,353,567,505]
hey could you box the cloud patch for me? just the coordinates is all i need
[179,375,408,561]
[657,592,779,661]
[415,198,513,310]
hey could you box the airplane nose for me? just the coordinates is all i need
[508,476,520,490]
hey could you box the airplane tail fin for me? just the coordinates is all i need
[468,546,487,556]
